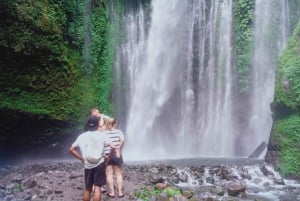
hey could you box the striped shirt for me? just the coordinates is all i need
[103,129,124,155]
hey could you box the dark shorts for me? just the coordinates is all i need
[84,161,106,189]
[106,155,123,166]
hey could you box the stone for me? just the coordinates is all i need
[182,190,193,199]
[4,195,14,201]
[170,194,189,201]
[12,174,23,184]
[155,182,168,190]
[31,194,38,200]
[226,182,246,196]
[69,172,83,179]
[204,197,214,201]
[149,175,165,184]
[273,178,285,185]
[206,176,215,184]
[168,176,180,184]
[211,185,224,196]
[179,173,188,182]
[149,167,159,174]
[22,178,37,188]
[156,192,168,201]
[55,190,63,194]
[253,177,262,184]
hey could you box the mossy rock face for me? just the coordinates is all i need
[0,0,114,153]
[0,0,113,124]
[272,19,300,177]
[273,115,300,177]
[275,20,300,113]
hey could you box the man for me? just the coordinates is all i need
[84,107,113,193]
[69,115,114,201]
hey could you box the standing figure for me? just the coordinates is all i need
[69,116,114,201]
[104,119,125,198]
[84,107,113,193]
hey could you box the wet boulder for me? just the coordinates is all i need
[226,182,246,196]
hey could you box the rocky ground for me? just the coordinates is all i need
[0,159,300,201]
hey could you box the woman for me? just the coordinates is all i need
[103,119,125,198]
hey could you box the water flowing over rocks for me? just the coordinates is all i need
[0,161,299,201]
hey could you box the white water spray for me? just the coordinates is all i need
[113,0,290,160]
[247,0,290,156]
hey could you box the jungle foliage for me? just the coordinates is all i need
[274,115,300,177]
[274,20,300,177]
[289,0,300,33]
[0,0,113,123]
[233,0,254,94]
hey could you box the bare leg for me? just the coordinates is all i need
[93,185,101,201]
[83,188,92,201]
[114,165,123,196]
[106,165,115,196]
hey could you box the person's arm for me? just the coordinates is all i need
[109,142,115,150]
[104,136,116,152]
[115,139,124,158]
[104,141,117,162]
[119,131,125,151]
[115,132,125,157]
[101,114,113,122]
[69,146,84,162]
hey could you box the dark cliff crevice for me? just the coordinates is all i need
[0,108,78,161]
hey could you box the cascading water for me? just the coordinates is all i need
[83,0,92,73]
[113,0,290,161]
[186,0,235,157]
[246,0,290,156]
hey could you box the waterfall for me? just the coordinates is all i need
[247,0,290,156]
[83,0,92,73]
[113,0,290,161]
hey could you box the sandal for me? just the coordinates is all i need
[118,193,124,198]
[107,193,115,198]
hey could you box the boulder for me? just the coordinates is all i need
[226,182,246,196]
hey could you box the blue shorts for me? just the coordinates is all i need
[84,162,106,189]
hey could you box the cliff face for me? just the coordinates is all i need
[1,0,82,121]
[270,20,300,177]
[0,0,113,148]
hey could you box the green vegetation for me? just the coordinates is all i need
[233,0,254,94]
[135,186,182,201]
[288,0,300,33]
[275,22,300,111]
[274,115,300,176]
[0,0,114,123]
[273,20,300,177]
[86,2,114,116]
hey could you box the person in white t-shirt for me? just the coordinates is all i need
[69,116,114,201]
[84,107,113,193]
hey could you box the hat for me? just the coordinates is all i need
[87,115,99,130]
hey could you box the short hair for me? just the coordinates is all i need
[86,115,99,131]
